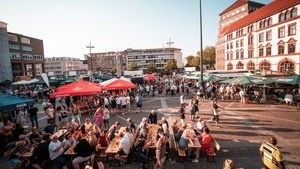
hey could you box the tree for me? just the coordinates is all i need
[147,61,157,73]
[196,46,216,70]
[127,62,138,71]
[164,59,177,72]
[185,55,199,68]
[111,66,117,74]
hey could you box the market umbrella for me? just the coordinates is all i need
[100,78,118,87]
[219,76,269,85]
[144,74,156,81]
[270,75,300,85]
[31,79,60,85]
[102,79,137,90]
[12,80,31,85]
[0,79,13,86]
[50,80,102,98]
[203,75,226,81]
[0,94,35,112]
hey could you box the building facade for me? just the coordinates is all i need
[216,0,300,75]
[216,0,266,70]
[0,21,13,82]
[7,32,45,80]
[124,48,183,73]
[45,57,88,77]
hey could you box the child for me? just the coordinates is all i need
[210,99,224,128]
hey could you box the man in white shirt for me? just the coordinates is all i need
[114,128,132,163]
[48,134,66,169]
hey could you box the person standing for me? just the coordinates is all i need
[154,128,171,169]
[135,93,143,114]
[45,104,55,125]
[94,106,103,129]
[179,103,185,124]
[259,137,286,169]
[148,110,158,124]
[28,106,39,128]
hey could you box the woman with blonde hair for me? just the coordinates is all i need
[88,131,98,151]
[92,124,101,138]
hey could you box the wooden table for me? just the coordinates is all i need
[105,135,121,154]
[187,128,201,160]
[148,124,159,148]
[54,129,68,138]
[64,145,76,155]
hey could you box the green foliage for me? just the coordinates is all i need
[147,61,157,73]
[127,62,138,71]
[164,59,177,71]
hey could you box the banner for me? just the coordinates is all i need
[41,73,50,87]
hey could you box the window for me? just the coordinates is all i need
[266,47,272,56]
[236,51,239,59]
[34,55,43,60]
[9,44,20,50]
[288,24,296,36]
[259,48,264,57]
[227,53,229,60]
[248,50,253,58]
[247,62,255,70]
[278,45,285,55]
[279,13,285,22]
[240,51,244,59]
[227,43,229,50]
[22,46,32,51]
[248,36,253,45]
[288,43,295,53]
[240,39,244,47]
[279,60,294,73]
[278,27,285,38]
[291,8,297,18]
[266,31,272,41]
[267,18,272,26]
[236,62,244,69]
[236,40,239,48]
[10,52,20,59]
[227,63,233,70]
[22,54,33,60]
[260,61,271,70]
[259,33,264,43]
[230,53,233,60]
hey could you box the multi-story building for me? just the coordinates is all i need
[124,48,183,73]
[8,32,45,80]
[216,0,300,74]
[0,21,13,82]
[216,0,266,70]
[87,51,125,75]
[45,57,88,77]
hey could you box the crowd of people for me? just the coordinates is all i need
[0,74,289,169]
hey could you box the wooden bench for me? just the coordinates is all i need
[207,136,220,162]
[167,119,186,162]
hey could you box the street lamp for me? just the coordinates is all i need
[199,0,205,88]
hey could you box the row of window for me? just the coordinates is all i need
[9,44,33,51]
[10,53,44,60]
[226,41,296,60]
[227,60,294,73]
[279,8,297,22]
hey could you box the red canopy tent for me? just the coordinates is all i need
[56,80,100,91]
[50,80,102,98]
[144,74,156,81]
[102,79,137,91]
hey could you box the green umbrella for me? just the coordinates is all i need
[61,77,77,84]
[203,75,226,81]
[219,76,269,85]
[271,75,300,85]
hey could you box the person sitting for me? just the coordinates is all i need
[31,138,50,169]
[127,118,136,135]
[62,132,76,149]
[199,127,213,152]
[138,117,149,129]
[147,110,157,124]
[194,118,207,135]
[106,121,121,141]
[87,131,98,151]
[29,127,42,143]
[174,123,187,142]
[134,128,148,149]
[43,120,57,135]
[48,134,67,169]
[96,130,108,153]
[8,141,28,169]
[161,117,169,128]
[12,123,25,141]
[114,132,131,164]
[178,127,199,163]
[19,134,31,147]
[84,118,93,132]
[72,135,94,169]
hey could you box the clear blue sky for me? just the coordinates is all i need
[1,0,272,59]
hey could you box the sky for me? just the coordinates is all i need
[1,0,273,59]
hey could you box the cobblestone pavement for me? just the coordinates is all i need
[1,92,300,169]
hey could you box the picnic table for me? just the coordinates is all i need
[54,128,68,138]
[148,124,159,148]
[21,147,34,158]
[187,126,201,160]
[64,145,76,155]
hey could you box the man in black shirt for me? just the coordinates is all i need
[28,106,39,128]
[31,138,50,169]
[147,110,157,124]
[29,127,42,144]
